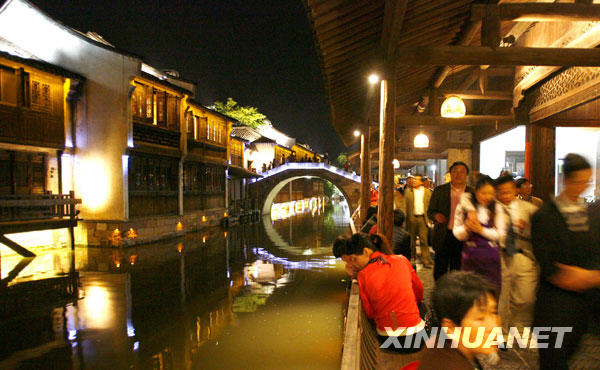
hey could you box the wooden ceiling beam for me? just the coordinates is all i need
[319,17,382,49]
[320,33,379,58]
[396,46,600,66]
[439,90,512,100]
[430,21,480,89]
[382,0,408,59]
[395,114,514,126]
[471,3,600,22]
[307,0,347,17]
[313,1,382,29]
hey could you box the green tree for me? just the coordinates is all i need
[212,98,267,129]
[334,152,348,168]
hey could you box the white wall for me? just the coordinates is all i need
[0,0,141,220]
[480,126,526,178]
[555,127,600,199]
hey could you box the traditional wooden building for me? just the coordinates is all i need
[0,0,234,246]
[0,50,83,196]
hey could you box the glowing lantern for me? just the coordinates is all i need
[176,222,183,231]
[414,134,429,148]
[392,159,400,169]
[440,96,466,118]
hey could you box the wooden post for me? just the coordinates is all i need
[377,72,396,245]
[526,124,555,200]
[359,129,371,224]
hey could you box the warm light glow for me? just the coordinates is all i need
[224,231,228,238]
[79,157,111,212]
[393,159,400,169]
[353,130,361,137]
[414,133,429,148]
[177,242,183,253]
[202,236,207,243]
[126,228,138,238]
[113,229,121,236]
[176,222,183,231]
[368,74,380,84]
[224,212,228,217]
[441,96,466,118]
[202,215,207,222]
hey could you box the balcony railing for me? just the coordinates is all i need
[0,191,81,222]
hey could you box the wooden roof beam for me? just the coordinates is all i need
[471,3,600,22]
[396,114,514,126]
[382,0,408,59]
[439,90,512,101]
[396,46,600,66]
[431,21,480,89]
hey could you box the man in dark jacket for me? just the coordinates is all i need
[427,161,473,281]
[531,154,600,370]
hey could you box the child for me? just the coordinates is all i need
[333,233,425,352]
[419,271,500,369]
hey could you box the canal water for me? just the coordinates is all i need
[0,202,350,369]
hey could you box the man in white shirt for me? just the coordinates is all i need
[495,175,539,329]
[404,174,434,267]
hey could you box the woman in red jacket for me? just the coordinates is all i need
[334,233,425,353]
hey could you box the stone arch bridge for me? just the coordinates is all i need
[247,163,362,215]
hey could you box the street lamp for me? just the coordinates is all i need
[368,74,380,84]
[353,129,361,137]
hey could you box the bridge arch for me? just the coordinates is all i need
[247,163,361,215]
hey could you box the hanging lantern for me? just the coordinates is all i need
[440,96,466,118]
[392,159,400,169]
[414,133,429,148]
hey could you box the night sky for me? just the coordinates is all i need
[27,0,346,157]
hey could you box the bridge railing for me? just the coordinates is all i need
[253,162,361,183]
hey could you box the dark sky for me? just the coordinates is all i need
[29,0,346,156]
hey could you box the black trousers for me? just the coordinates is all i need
[534,285,598,370]
[433,231,463,281]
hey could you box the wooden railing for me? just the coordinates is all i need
[0,191,81,222]
[349,205,360,234]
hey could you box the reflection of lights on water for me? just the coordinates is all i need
[83,285,111,328]
[127,322,136,337]
[68,329,77,341]
[251,247,337,271]
[133,341,140,351]
[271,196,327,221]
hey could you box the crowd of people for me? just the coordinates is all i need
[333,153,600,369]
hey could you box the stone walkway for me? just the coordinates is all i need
[414,259,600,369]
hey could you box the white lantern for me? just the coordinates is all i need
[414,133,429,148]
[393,159,400,169]
[440,96,466,118]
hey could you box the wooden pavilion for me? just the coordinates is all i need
[305,0,600,242]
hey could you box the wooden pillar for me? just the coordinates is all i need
[57,150,63,194]
[359,129,371,223]
[377,74,396,245]
[526,124,555,200]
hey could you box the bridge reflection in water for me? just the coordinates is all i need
[0,203,350,369]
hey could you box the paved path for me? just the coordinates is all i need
[413,258,600,369]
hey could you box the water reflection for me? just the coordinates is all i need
[0,203,349,369]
